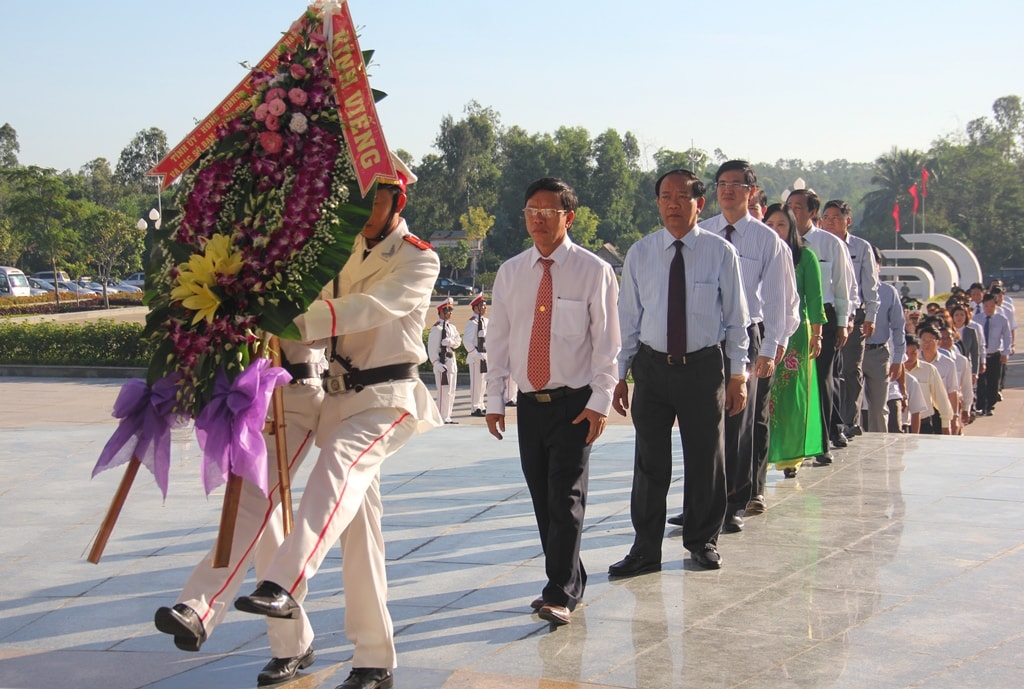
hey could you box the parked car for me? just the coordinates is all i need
[0,266,31,298]
[124,272,146,288]
[79,280,122,294]
[988,268,1024,293]
[434,277,474,296]
[32,270,70,282]
[107,279,142,293]
[55,280,98,295]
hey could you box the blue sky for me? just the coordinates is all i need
[3,0,1021,173]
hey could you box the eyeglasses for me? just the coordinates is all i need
[715,181,751,191]
[523,208,569,220]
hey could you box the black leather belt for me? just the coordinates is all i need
[639,342,720,366]
[325,363,419,394]
[520,386,590,404]
[284,362,321,381]
[865,343,888,350]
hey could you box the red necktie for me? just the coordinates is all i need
[667,240,687,360]
[527,258,554,390]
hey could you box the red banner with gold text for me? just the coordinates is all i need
[329,3,396,196]
[149,30,303,189]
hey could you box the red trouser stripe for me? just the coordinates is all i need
[199,429,313,624]
[288,411,412,594]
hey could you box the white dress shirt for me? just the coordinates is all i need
[907,359,954,421]
[618,226,750,378]
[843,233,880,321]
[800,226,855,323]
[486,235,620,416]
[699,213,800,359]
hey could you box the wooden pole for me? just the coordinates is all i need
[268,336,293,535]
[87,456,141,564]
[213,474,243,568]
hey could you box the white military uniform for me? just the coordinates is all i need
[176,339,325,658]
[463,311,487,414]
[260,220,442,668]
[427,305,461,423]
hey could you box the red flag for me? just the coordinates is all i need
[908,183,919,215]
[921,167,930,199]
[893,201,901,233]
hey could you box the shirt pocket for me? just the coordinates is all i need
[690,282,718,316]
[552,298,588,340]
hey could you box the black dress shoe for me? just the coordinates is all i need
[830,433,848,449]
[235,581,301,619]
[666,512,684,527]
[470,409,486,417]
[258,646,315,686]
[335,667,394,689]
[812,453,833,466]
[608,553,661,578]
[721,512,743,533]
[154,604,206,652]
[690,543,722,570]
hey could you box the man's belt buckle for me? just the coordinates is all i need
[535,392,552,403]
[666,353,685,365]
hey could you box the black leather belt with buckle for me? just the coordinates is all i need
[520,386,590,403]
[639,342,720,366]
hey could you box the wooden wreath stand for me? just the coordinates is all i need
[88,336,294,566]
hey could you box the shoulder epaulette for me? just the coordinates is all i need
[404,234,434,251]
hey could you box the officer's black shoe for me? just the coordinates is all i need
[335,667,394,689]
[154,603,207,652]
[235,581,301,619]
[257,646,315,686]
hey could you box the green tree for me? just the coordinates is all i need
[79,205,144,307]
[860,147,929,239]
[1,166,81,306]
[459,206,494,283]
[590,129,638,249]
[0,123,19,169]
[437,240,470,278]
[570,206,601,251]
[114,127,168,190]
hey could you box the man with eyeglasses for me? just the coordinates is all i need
[610,169,749,573]
[664,161,797,528]
[486,177,620,626]
[821,200,879,442]
[428,297,462,423]
[787,189,854,465]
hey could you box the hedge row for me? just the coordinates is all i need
[0,293,145,317]
[0,321,154,367]
[0,319,467,372]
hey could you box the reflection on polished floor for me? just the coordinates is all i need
[1,420,1022,689]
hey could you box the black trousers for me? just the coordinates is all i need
[816,304,841,446]
[629,344,726,557]
[978,352,1003,412]
[724,323,771,509]
[517,386,591,610]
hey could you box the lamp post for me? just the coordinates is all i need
[137,208,162,273]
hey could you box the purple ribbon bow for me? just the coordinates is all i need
[92,375,182,498]
[194,358,292,496]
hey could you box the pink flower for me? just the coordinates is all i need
[289,63,307,80]
[254,103,269,122]
[784,355,799,371]
[268,99,287,117]
[288,88,308,106]
[265,114,280,132]
[259,131,283,154]
[266,87,287,103]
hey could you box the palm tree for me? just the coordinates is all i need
[860,147,933,236]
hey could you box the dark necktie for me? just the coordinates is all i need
[984,315,991,343]
[723,224,736,243]
[667,240,687,360]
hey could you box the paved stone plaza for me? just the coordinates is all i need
[1,377,1022,689]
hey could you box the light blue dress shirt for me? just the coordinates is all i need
[618,226,750,379]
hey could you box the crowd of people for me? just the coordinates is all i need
[144,158,1015,689]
